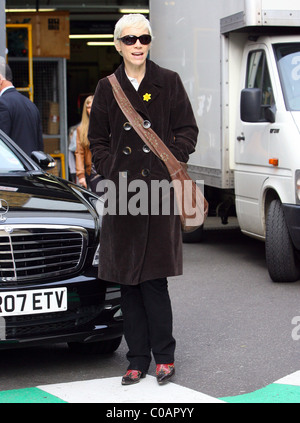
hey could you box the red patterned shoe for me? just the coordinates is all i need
[156,363,175,385]
[121,370,146,385]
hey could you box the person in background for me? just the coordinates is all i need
[68,123,79,183]
[0,64,43,156]
[89,14,198,386]
[75,95,93,189]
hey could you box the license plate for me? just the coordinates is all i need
[0,288,67,316]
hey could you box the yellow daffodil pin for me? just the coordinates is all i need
[143,93,151,102]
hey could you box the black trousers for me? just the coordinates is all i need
[120,278,176,373]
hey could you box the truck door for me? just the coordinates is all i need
[236,48,275,165]
[235,46,276,236]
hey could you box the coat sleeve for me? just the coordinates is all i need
[168,72,198,163]
[75,126,85,180]
[88,79,113,178]
[0,101,12,137]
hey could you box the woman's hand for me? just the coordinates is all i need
[78,177,87,188]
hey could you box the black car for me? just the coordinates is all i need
[0,129,123,353]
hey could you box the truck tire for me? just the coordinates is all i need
[265,199,300,282]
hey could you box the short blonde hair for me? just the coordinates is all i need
[114,14,153,40]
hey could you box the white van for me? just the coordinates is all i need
[150,0,300,282]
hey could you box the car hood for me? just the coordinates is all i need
[0,171,99,233]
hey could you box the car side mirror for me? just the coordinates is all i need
[240,88,263,122]
[240,88,276,123]
[31,151,56,170]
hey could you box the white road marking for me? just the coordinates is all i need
[273,371,300,386]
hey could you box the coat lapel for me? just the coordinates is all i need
[114,60,163,119]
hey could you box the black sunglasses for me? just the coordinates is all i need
[117,34,152,46]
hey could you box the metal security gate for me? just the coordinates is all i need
[8,57,68,178]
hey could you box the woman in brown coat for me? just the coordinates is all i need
[88,14,198,386]
[75,95,93,188]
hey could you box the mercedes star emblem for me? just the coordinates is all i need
[0,199,9,222]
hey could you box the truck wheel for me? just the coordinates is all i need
[265,199,300,282]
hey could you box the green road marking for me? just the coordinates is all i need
[221,383,300,403]
[0,387,67,403]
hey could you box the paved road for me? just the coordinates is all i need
[1,217,300,402]
[173,220,300,398]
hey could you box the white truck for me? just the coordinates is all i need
[150,0,300,282]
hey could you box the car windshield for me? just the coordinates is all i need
[0,138,26,173]
[274,43,300,111]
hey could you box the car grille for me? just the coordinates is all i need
[5,304,104,338]
[0,225,88,286]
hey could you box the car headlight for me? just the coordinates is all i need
[92,244,100,267]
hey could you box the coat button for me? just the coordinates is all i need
[142,145,151,153]
[123,122,132,131]
[141,168,150,177]
[143,120,151,129]
[123,146,132,155]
